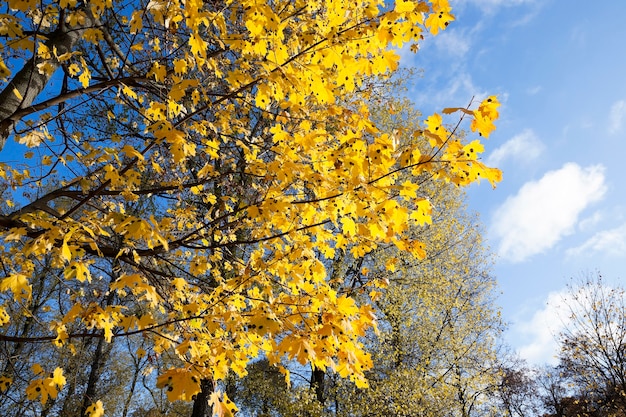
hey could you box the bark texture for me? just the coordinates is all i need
[0,11,93,150]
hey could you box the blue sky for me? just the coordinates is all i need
[401,0,626,365]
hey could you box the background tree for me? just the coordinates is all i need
[487,274,626,417]
[555,273,626,416]
[331,100,503,417]
[0,0,501,415]
[229,98,504,417]
[535,365,577,417]
[491,358,541,417]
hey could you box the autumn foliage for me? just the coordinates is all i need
[0,0,500,414]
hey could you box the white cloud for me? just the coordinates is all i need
[412,71,487,111]
[526,85,542,95]
[517,285,597,365]
[454,0,537,16]
[485,129,544,166]
[608,100,626,134]
[434,29,471,57]
[578,211,603,232]
[491,163,606,262]
[516,291,568,365]
[566,223,626,258]
[517,280,621,365]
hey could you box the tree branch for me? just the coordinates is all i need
[0,8,95,150]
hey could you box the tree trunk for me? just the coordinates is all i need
[121,359,141,417]
[79,286,116,417]
[311,366,326,405]
[79,335,109,417]
[190,379,213,417]
[0,8,93,149]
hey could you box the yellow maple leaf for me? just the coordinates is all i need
[311,77,335,104]
[341,216,357,236]
[209,391,239,417]
[129,10,143,33]
[248,314,280,336]
[409,199,432,225]
[425,7,455,35]
[36,61,55,76]
[5,227,27,241]
[173,58,188,75]
[51,322,69,346]
[120,84,138,100]
[121,144,144,160]
[25,367,66,405]
[77,57,91,87]
[462,140,485,160]
[471,96,500,137]
[472,161,503,188]
[470,112,497,138]
[336,295,359,316]
[0,58,10,79]
[399,180,420,199]
[0,273,31,301]
[149,61,167,82]
[64,261,92,282]
[255,83,272,108]
[103,164,122,187]
[32,363,44,375]
[18,130,46,148]
[0,375,12,392]
[85,400,105,417]
[394,0,415,13]
[60,241,72,264]
[156,368,202,401]
[51,368,66,386]
[67,63,80,76]
[0,306,10,325]
[368,221,387,240]
[82,28,103,43]
[425,113,443,134]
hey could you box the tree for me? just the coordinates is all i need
[555,273,626,416]
[0,0,501,414]
[492,359,540,417]
[535,365,575,417]
[229,98,504,417]
[328,182,503,417]
[326,100,503,417]
[491,275,626,417]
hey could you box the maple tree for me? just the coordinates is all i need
[325,163,503,417]
[228,98,504,417]
[0,0,501,414]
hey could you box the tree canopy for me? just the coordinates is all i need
[490,274,626,417]
[230,98,504,417]
[0,0,501,415]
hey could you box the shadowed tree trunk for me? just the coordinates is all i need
[0,8,94,149]
[191,379,213,417]
[311,366,325,405]
[79,283,116,417]
[79,335,109,417]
